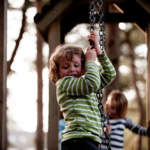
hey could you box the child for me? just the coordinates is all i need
[101,90,150,150]
[49,31,116,150]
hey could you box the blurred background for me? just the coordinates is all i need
[4,0,149,149]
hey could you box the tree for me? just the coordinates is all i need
[35,0,45,150]
[125,28,145,150]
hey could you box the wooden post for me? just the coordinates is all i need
[47,19,61,150]
[146,22,150,150]
[0,0,7,150]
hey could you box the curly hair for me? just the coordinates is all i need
[49,44,85,83]
[108,90,128,118]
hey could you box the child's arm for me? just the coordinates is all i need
[88,31,116,89]
[98,52,116,89]
[126,117,150,137]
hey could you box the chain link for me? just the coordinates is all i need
[97,89,111,150]
[89,0,111,150]
[97,0,105,50]
[89,0,97,31]
[89,0,105,50]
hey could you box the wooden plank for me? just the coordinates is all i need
[137,0,150,14]
[146,22,150,150]
[76,0,125,5]
[104,13,149,22]
[0,0,7,150]
[47,19,61,150]
[37,0,73,33]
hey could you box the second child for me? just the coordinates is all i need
[101,90,150,150]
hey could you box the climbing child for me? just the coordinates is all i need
[101,90,150,150]
[49,31,116,150]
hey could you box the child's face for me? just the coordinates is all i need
[106,96,118,118]
[58,54,82,78]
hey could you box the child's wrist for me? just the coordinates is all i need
[97,49,104,56]
[97,51,105,60]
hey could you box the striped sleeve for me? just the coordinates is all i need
[98,51,116,89]
[57,61,100,96]
[126,117,150,136]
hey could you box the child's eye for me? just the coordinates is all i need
[74,64,79,67]
[62,66,68,69]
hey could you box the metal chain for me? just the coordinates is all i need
[89,0,111,150]
[97,0,105,51]
[89,0,97,31]
[89,0,105,50]
[97,89,111,150]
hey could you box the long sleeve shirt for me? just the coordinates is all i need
[101,117,150,150]
[56,52,116,143]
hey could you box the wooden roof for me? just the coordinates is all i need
[34,0,150,42]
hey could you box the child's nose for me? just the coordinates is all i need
[70,65,75,72]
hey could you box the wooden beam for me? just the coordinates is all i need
[37,0,73,33]
[113,1,150,30]
[47,19,61,150]
[76,0,125,5]
[146,22,150,150]
[137,0,150,14]
[104,13,149,22]
[0,0,7,150]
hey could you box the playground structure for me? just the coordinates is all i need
[0,0,150,150]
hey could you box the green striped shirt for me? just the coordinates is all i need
[56,52,116,143]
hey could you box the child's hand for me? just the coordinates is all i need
[85,46,97,62]
[147,120,150,135]
[88,31,103,55]
[104,125,111,135]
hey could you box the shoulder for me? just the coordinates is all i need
[109,118,126,124]
[125,117,132,123]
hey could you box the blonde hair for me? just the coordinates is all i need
[108,90,128,118]
[49,44,85,83]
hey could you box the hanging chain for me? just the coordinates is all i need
[97,89,111,150]
[89,0,111,150]
[97,0,105,51]
[89,0,97,31]
[89,0,105,50]
[89,0,97,48]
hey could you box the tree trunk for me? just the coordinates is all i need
[36,31,44,150]
[0,0,7,149]
[7,3,27,74]
[126,31,145,150]
[35,0,44,150]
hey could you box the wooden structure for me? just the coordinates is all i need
[34,0,150,150]
[0,0,7,150]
